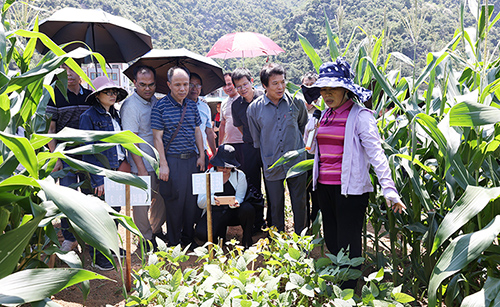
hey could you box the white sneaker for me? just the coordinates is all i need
[61,240,78,252]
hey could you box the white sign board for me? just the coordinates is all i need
[104,176,151,207]
[192,172,224,195]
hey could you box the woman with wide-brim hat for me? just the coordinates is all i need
[79,76,129,270]
[302,57,406,289]
[195,144,255,248]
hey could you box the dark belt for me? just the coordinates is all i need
[167,152,197,160]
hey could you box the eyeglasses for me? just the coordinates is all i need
[189,83,202,89]
[137,82,156,89]
[102,90,119,96]
[236,81,251,91]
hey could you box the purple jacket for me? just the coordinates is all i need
[305,103,401,204]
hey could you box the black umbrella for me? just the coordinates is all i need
[35,7,152,63]
[124,48,225,95]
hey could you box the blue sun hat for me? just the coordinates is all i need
[301,57,372,104]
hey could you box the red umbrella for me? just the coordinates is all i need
[206,32,284,59]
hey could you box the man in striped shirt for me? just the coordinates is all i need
[151,66,205,247]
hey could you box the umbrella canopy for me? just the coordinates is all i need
[36,7,152,63]
[124,48,225,95]
[206,32,285,59]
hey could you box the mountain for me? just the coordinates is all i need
[34,0,499,84]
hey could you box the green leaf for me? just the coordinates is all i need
[0,131,38,179]
[432,186,500,254]
[461,276,500,307]
[0,268,108,305]
[37,179,120,265]
[392,292,415,303]
[148,264,161,279]
[171,269,182,290]
[268,148,306,169]
[0,206,45,279]
[288,247,300,260]
[324,9,340,60]
[428,216,500,307]
[0,93,9,131]
[297,30,322,73]
[299,284,315,297]
[450,101,500,127]
[285,159,313,179]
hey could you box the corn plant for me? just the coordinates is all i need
[294,0,500,306]
[0,0,157,305]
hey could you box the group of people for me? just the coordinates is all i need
[48,56,406,289]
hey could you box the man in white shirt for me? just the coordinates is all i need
[120,65,166,249]
[218,73,243,163]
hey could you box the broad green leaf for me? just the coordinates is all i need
[362,57,405,114]
[286,159,313,179]
[389,52,414,67]
[37,179,120,264]
[0,206,45,279]
[148,264,161,279]
[428,216,500,307]
[288,247,300,260]
[171,269,182,290]
[461,276,500,307]
[297,31,322,73]
[0,175,39,193]
[393,292,415,303]
[63,155,147,190]
[0,268,108,305]
[432,186,500,254]
[324,9,340,60]
[269,148,306,169]
[41,127,145,144]
[299,284,315,297]
[450,101,500,127]
[0,131,38,179]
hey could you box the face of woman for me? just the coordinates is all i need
[96,89,118,111]
[320,87,348,110]
[216,166,232,176]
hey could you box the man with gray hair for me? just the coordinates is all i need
[120,65,166,250]
[151,66,205,247]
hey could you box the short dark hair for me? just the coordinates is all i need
[232,67,252,84]
[223,72,232,78]
[260,63,286,87]
[133,65,156,80]
[190,72,202,85]
[301,71,318,84]
[167,66,190,82]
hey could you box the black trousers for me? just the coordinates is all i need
[195,201,255,247]
[266,173,307,234]
[316,183,368,289]
[159,155,201,246]
[239,142,265,228]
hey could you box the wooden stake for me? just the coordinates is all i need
[206,172,213,260]
[125,184,132,292]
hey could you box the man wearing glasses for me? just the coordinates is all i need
[121,65,165,250]
[187,73,216,164]
[231,68,266,232]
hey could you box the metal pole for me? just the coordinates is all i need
[125,184,132,292]
[206,173,213,259]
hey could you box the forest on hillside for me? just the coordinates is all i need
[13,0,500,84]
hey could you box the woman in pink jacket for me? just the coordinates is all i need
[302,57,405,289]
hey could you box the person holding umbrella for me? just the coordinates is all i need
[302,57,406,289]
[151,66,205,248]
